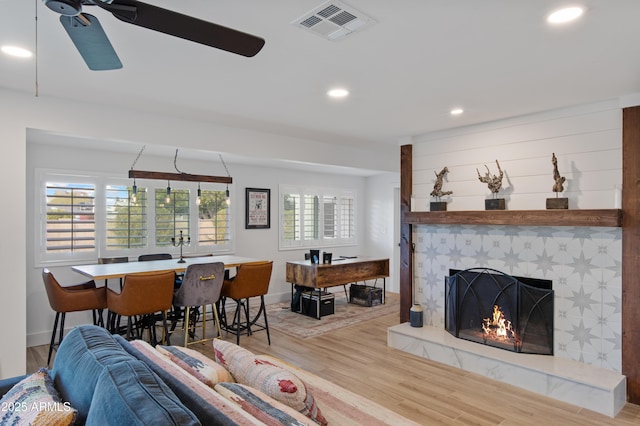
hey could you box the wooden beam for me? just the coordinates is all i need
[404,209,622,227]
[622,105,640,403]
[400,145,413,323]
[129,170,232,184]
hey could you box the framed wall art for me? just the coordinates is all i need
[245,187,270,229]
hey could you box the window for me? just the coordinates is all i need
[106,184,147,249]
[323,196,337,239]
[340,196,355,238]
[280,185,356,249]
[37,170,234,266]
[303,195,319,240]
[282,194,300,242]
[155,188,190,246]
[45,182,96,253]
[198,189,230,245]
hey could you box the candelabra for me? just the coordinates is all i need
[171,230,191,263]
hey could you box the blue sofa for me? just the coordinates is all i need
[0,326,206,425]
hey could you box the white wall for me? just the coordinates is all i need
[410,100,624,372]
[412,100,622,211]
[0,87,398,378]
[365,172,400,292]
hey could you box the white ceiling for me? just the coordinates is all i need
[2,1,640,154]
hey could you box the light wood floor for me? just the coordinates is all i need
[28,299,640,425]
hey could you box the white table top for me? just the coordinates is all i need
[72,255,267,280]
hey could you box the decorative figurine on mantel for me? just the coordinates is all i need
[546,153,569,209]
[477,159,505,210]
[430,166,452,211]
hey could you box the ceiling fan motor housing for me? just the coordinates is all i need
[43,0,82,16]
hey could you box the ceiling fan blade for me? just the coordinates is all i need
[60,13,123,70]
[101,0,265,57]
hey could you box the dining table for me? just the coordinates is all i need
[72,255,267,281]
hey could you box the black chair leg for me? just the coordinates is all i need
[234,301,242,345]
[162,311,171,346]
[262,296,271,345]
[126,317,133,340]
[58,313,66,348]
[96,309,104,327]
[244,298,252,337]
[48,312,60,365]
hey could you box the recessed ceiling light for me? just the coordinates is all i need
[327,88,349,98]
[547,6,584,24]
[1,45,33,58]
[450,108,464,116]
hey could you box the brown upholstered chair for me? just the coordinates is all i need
[106,271,175,344]
[220,261,273,345]
[172,262,225,347]
[42,268,107,365]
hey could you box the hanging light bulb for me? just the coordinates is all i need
[225,185,230,205]
[165,181,172,204]
[196,183,202,206]
[131,179,138,204]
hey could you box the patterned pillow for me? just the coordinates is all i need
[156,345,234,387]
[0,368,77,426]
[215,382,313,425]
[213,339,327,426]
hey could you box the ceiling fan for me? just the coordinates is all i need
[42,0,266,71]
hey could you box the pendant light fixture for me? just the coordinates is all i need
[128,146,233,207]
[131,178,138,204]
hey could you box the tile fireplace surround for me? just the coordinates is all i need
[387,224,626,417]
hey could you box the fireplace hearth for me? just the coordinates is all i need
[445,268,553,355]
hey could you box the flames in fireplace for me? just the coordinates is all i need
[482,305,518,344]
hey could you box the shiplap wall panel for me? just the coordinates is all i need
[412,101,622,210]
[413,103,621,155]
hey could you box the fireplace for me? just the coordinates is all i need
[445,268,554,355]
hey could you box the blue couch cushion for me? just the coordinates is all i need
[86,360,200,426]
[51,325,135,423]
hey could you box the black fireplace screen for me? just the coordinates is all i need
[445,268,554,355]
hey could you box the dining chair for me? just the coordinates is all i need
[138,253,172,262]
[220,261,273,345]
[42,268,107,365]
[98,256,129,287]
[106,271,175,345]
[171,262,225,347]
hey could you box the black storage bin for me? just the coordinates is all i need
[301,292,335,318]
[349,284,383,307]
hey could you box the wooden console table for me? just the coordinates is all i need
[285,257,390,319]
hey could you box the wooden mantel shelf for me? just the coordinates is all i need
[404,209,622,227]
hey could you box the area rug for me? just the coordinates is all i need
[264,293,399,339]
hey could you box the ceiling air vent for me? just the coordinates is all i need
[292,1,376,41]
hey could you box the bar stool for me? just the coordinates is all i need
[42,268,107,365]
[106,271,175,345]
[172,262,225,347]
[220,261,273,345]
